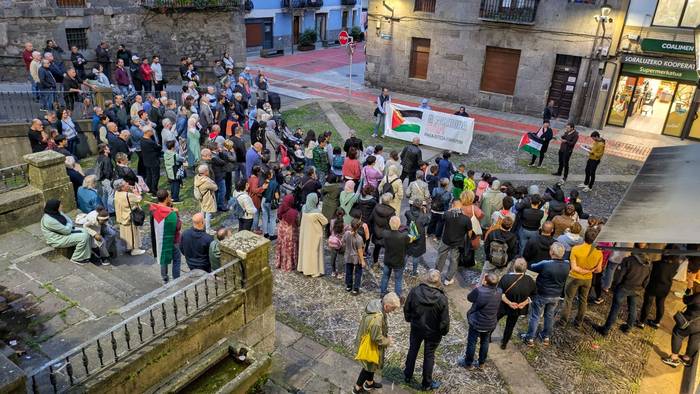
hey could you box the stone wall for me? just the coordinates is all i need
[0,0,247,82]
[364,0,624,119]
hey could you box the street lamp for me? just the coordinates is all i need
[595,1,613,23]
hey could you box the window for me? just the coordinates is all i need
[409,38,431,79]
[415,0,436,12]
[653,0,700,28]
[65,28,88,50]
[55,0,86,7]
[480,46,521,95]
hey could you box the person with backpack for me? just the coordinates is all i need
[427,178,452,241]
[406,170,430,205]
[230,179,257,231]
[405,199,431,276]
[330,146,344,178]
[435,200,472,286]
[378,165,404,214]
[482,216,519,282]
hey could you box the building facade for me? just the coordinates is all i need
[604,0,700,140]
[244,0,363,50]
[0,0,248,82]
[364,0,625,124]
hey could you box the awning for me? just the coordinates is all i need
[595,144,700,245]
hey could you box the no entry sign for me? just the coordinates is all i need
[338,31,350,46]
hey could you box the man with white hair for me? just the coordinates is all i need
[496,258,536,349]
[380,216,412,298]
[29,50,42,100]
[403,269,450,391]
[194,164,218,232]
[161,118,177,152]
[38,58,57,110]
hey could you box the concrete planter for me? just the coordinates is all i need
[297,44,315,51]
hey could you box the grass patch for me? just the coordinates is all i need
[576,348,606,376]
[522,346,540,363]
[331,102,407,153]
[515,158,552,174]
[282,102,340,143]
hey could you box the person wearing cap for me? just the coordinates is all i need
[75,206,118,266]
[403,269,449,391]
[129,55,144,94]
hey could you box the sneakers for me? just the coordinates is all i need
[457,356,470,369]
[593,324,609,336]
[422,381,442,391]
[71,259,87,265]
[443,278,455,286]
[352,289,359,295]
[551,172,561,176]
[500,342,507,350]
[130,248,146,256]
[647,320,660,329]
[100,259,111,266]
[662,356,681,367]
[582,187,591,192]
[352,386,365,394]
[577,183,586,188]
[636,322,646,329]
[620,324,631,334]
[363,381,383,390]
[528,163,536,167]
[542,337,550,346]
[346,287,352,292]
[592,298,605,305]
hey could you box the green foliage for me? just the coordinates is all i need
[299,29,318,47]
[350,26,364,42]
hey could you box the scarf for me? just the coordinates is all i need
[302,193,320,214]
[44,199,67,225]
[277,195,299,225]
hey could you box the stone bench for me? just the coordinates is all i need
[259,48,284,58]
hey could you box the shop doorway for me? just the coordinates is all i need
[608,76,680,134]
[547,54,581,119]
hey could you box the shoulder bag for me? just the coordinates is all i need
[126,193,145,227]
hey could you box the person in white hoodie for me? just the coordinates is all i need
[231,179,257,231]
[555,222,583,261]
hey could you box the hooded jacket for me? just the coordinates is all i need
[194,174,218,213]
[351,195,377,224]
[370,203,395,245]
[355,299,390,372]
[614,254,652,293]
[523,234,555,266]
[480,180,505,228]
[403,283,450,340]
[405,206,430,257]
[645,258,681,297]
[466,284,502,331]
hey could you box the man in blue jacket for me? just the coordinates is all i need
[179,213,213,272]
[458,273,502,370]
[522,242,570,346]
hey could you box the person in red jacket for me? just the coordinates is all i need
[140,58,154,94]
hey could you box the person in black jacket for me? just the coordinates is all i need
[400,137,422,183]
[231,126,247,185]
[543,99,555,122]
[529,121,554,167]
[523,221,555,267]
[140,128,162,196]
[497,258,536,349]
[482,216,519,280]
[459,273,502,370]
[595,245,652,336]
[435,200,472,286]
[95,42,111,81]
[110,130,131,160]
[380,216,411,298]
[343,130,364,155]
[403,270,450,391]
[405,200,431,276]
[662,286,700,367]
[179,213,213,272]
[640,251,682,329]
[552,122,579,183]
[370,193,396,265]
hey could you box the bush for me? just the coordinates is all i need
[299,29,318,47]
[350,26,363,42]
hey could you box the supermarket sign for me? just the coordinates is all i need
[621,54,695,71]
[621,64,697,82]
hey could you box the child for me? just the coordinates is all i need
[426,164,439,194]
[328,208,347,279]
[452,164,466,200]
[209,227,231,270]
[465,169,476,192]
[476,172,491,199]
[343,218,366,295]
[331,146,344,177]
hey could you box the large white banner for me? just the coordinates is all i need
[384,103,474,154]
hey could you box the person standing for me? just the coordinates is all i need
[380,216,412,298]
[579,131,606,192]
[458,273,502,370]
[640,252,682,329]
[150,189,182,283]
[38,59,57,111]
[518,194,544,255]
[164,140,186,202]
[661,286,700,367]
[435,200,472,286]
[403,270,449,390]
[352,293,400,394]
[522,221,555,267]
[528,121,553,168]
[369,193,396,266]
[113,179,146,256]
[275,195,300,271]
[552,122,579,184]
[344,218,367,294]
[140,127,162,196]
[560,228,603,326]
[179,213,213,272]
[543,99,555,122]
[114,59,131,96]
[373,88,391,138]
[378,165,404,214]
[231,180,257,231]
[194,164,218,233]
[400,137,422,183]
[497,258,536,349]
[70,46,87,79]
[297,194,329,277]
[151,55,164,93]
[427,178,452,241]
[95,42,111,81]
[405,200,431,276]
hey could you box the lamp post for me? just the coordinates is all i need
[679,25,700,140]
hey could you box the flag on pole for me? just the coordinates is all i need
[390,105,422,134]
[519,133,543,157]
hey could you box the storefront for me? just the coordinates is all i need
[607,53,698,138]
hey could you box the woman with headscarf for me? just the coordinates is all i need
[480,179,504,228]
[276,195,299,272]
[186,114,201,168]
[339,180,360,225]
[297,193,329,277]
[378,165,403,214]
[321,174,342,225]
[40,199,92,264]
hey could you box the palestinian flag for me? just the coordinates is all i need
[391,106,422,134]
[519,132,543,157]
[149,204,180,266]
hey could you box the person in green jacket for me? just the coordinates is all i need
[40,199,92,264]
[208,227,230,270]
[352,293,401,394]
[451,164,466,200]
[164,140,186,202]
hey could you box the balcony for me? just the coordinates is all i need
[280,0,323,9]
[54,0,86,7]
[479,0,539,25]
[341,0,357,5]
[139,0,245,12]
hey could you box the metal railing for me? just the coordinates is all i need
[0,164,29,193]
[479,0,539,24]
[341,0,357,5]
[139,0,244,10]
[281,0,323,8]
[27,259,246,393]
[53,0,86,7]
[0,90,96,123]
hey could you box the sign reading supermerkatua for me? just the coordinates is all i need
[384,103,474,154]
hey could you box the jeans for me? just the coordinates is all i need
[380,265,404,296]
[410,255,430,275]
[215,178,227,210]
[118,85,130,96]
[427,213,445,238]
[404,329,440,388]
[373,113,386,136]
[40,89,56,110]
[497,310,520,347]
[561,277,592,324]
[145,166,160,195]
[345,263,363,290]
[261,199,277,236]
[602,261,620,290]
[640,292,667,325]
[584,159,600,188]
[204,212,212,233]
[159,244,182,283]
[67,137,78,156]
[93,225,118,258]
[519,228,539,256]
[602,288,639,332]
[238,218,253,231]
[464,325,491,366]
[252,209,261,231]
[169,179,182,202]
[526,296,559,340]
[435,242,460,281]
[232,163,245,186]
[99,179,115,213]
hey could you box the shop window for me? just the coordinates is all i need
[480,46,521,95]
[653,0,700,28]
[415,0,436,12]
[65,28,88,50]
[409,38,431,80]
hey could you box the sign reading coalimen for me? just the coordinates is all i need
[641,38,695,55]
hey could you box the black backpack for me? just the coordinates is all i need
[293,179,314,210]
[489,238,509,268]
[381,177,399,197]
[431,189,448,212]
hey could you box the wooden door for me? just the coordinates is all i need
[547,54,582,119]
[480,47,521,95]
[246,23,264,48]
[293,16,301,44]
[409,38,431,80]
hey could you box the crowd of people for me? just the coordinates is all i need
[23,39,700,392]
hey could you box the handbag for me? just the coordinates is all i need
[126,193,146,227]
[354,316,381,364]
[175,166,186,181]
[470,207,483,236]
[674,310,699,330]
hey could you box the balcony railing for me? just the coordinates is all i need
[479,0,539,25]
[341,0,357,5]
[54,0,86,7]
[281,0,323,8]
[139,0,244,11]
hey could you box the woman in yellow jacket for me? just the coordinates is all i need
[580,131,605,192]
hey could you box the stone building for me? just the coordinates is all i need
[0,0,249,81]
[364,0,625,123]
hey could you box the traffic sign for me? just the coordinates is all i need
[338,30,350,46]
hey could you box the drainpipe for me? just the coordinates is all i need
[573,20,602,126]
[596,60,618,129]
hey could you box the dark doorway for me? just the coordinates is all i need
[293,16,301,44]
[245,18,273,49]
[315,13,327,42]
[547,54,582,119]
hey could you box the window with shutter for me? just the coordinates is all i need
[409,38,431,80]
[480,46,521,95]
[415,0,436,13]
